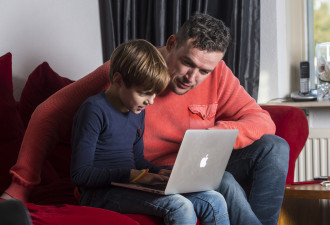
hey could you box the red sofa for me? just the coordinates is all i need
[0,52,309,224]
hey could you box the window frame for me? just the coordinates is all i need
[307,0,316,89]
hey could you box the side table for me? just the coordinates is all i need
[278,183,330,225]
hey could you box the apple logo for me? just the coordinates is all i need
[200,154,208,168]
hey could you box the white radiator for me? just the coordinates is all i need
[294,128,330,182]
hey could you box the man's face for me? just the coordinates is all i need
[165,37,224,95]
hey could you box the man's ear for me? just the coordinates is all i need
[112,72,123,87]
[166,35,177,52]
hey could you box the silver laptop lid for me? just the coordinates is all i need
[165,129,238,195]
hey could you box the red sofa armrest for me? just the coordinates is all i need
[261,105,309,184]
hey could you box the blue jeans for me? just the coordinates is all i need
[218,134,289,225]
[80,187,229,225]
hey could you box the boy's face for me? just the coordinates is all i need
[165,36,224,95]
[118,85,156,114]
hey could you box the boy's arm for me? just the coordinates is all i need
[133,122,162,173]
[134,145,162,173]
[70,102,131,187]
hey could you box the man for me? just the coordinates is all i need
[142,14,289,225]
[2,13,288,225]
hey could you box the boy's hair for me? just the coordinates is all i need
[109,39,169,94]
[176,13,231,53]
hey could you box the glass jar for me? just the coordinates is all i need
[316,42,330,101]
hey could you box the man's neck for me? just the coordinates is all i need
[158,46,167,59]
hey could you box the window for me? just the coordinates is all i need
[308,0,330,89]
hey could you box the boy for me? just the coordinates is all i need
[70,39,229,225]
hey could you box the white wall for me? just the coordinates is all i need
[0,0,103,100]
[259,0,310,103]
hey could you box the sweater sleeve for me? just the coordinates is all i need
[208,62,276,149]
[70,102,130,188]
[6,61,110,201]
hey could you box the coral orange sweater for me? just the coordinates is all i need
[144,60,275,166]
[6,60,275,201]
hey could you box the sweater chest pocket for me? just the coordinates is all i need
[188,104,217,129]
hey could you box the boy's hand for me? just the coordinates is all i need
[137,172,169,185]
[129,169,171,185]
[158,169,171,177]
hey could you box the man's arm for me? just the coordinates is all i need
[209,62,275,149]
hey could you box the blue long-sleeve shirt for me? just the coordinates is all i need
[70,92,161,188]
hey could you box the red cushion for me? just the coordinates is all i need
[26,203,139,225]
[261,105,309,184]
[18,62,73,128]
[0,52,25,193]
[0,52,13,92]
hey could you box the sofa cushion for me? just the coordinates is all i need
[26,203,139,225]
[18,62,73,128]
[0,52,25,193]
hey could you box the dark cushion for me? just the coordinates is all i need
[18,62,73,128]
[0,52,25,193]
[0,199,32,225]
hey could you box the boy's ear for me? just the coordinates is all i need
[166,35,177,52]
[112,72,123,87]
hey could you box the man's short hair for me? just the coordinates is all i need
[109,39,169,94]
[176,13,231,53]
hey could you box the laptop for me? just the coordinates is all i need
[111,129,238,195]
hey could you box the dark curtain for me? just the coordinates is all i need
[99,0,260,99]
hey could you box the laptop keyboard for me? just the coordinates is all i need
[140,183,167,191]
